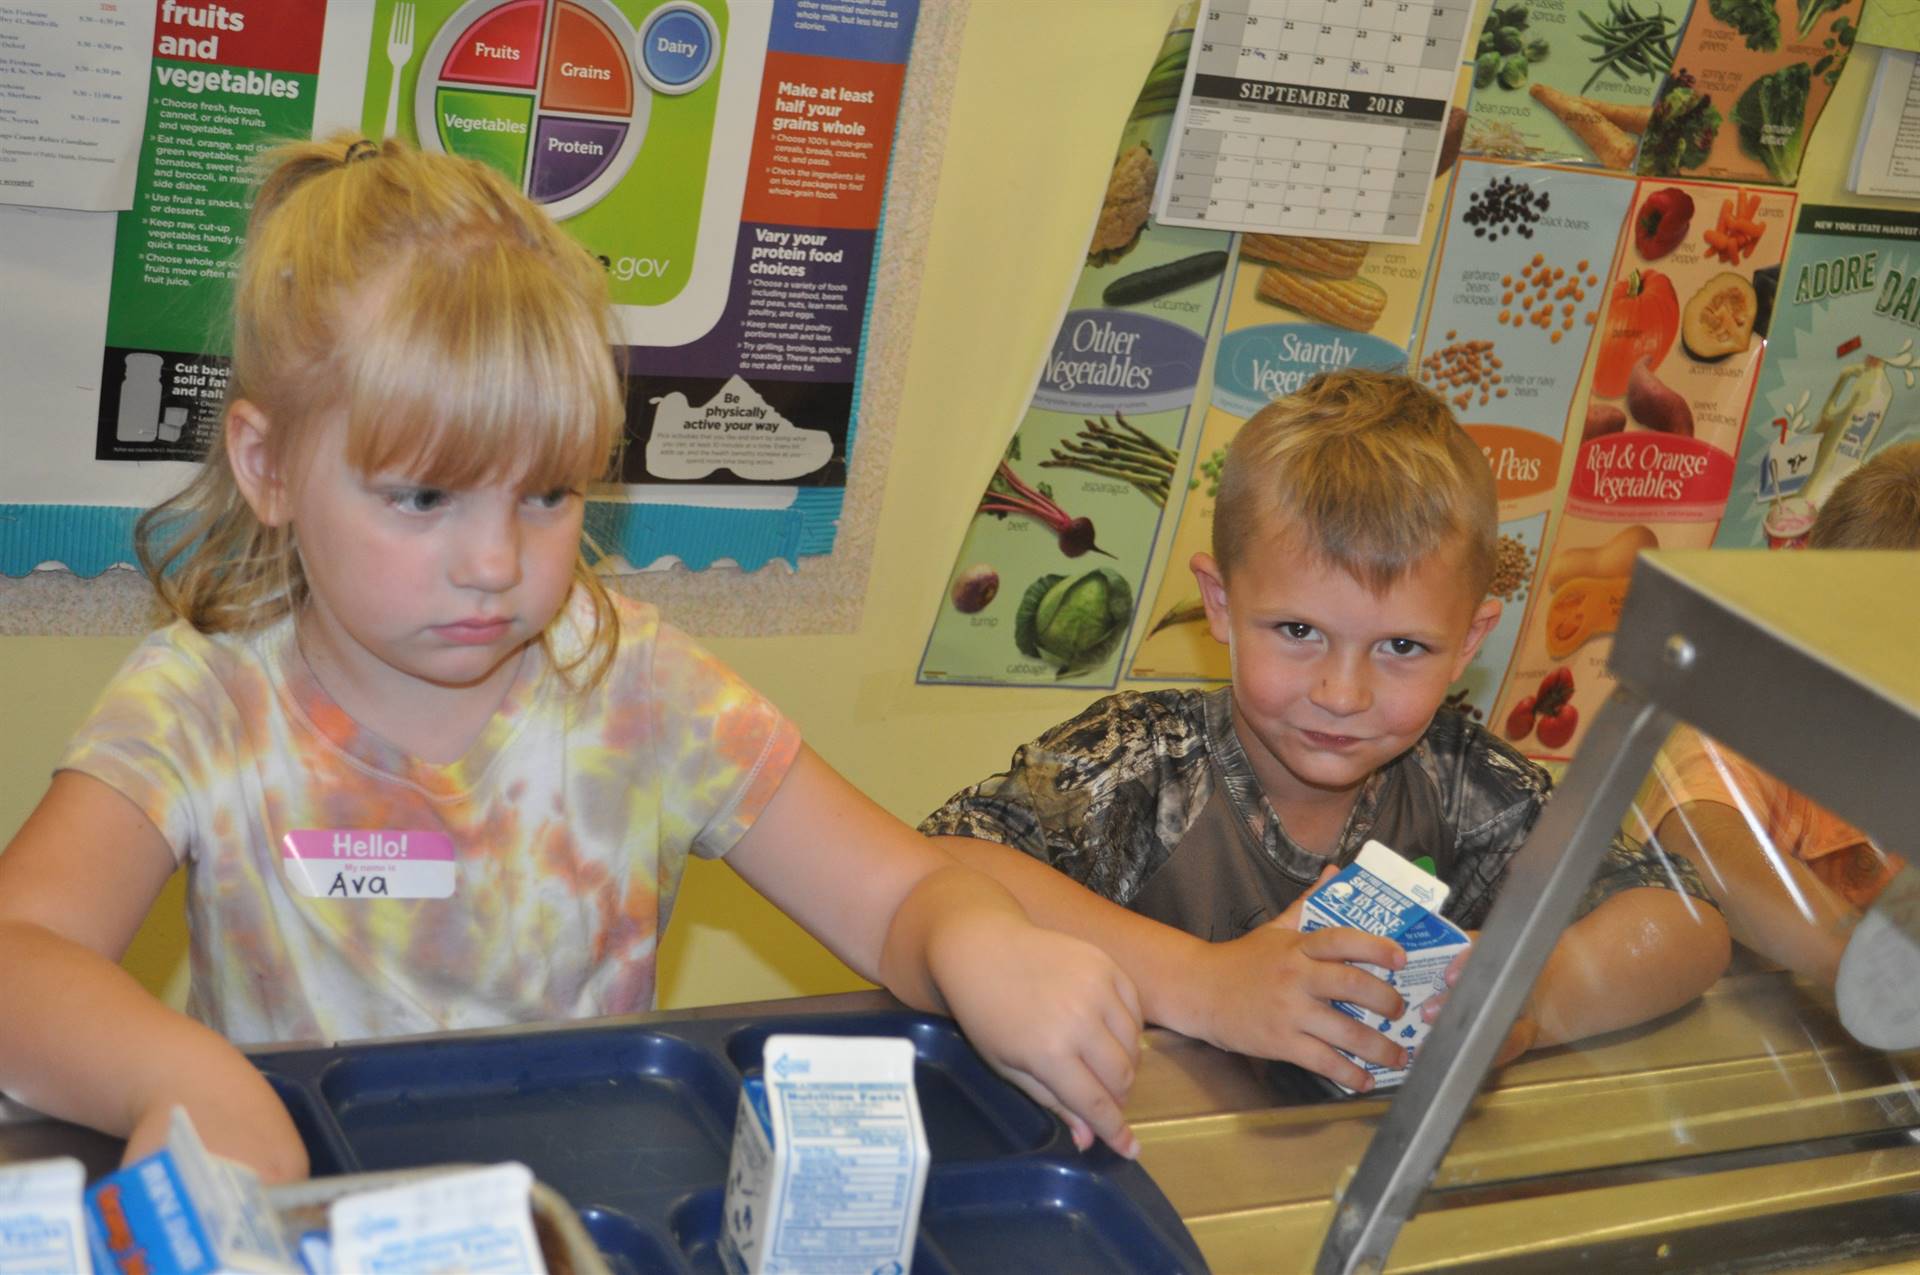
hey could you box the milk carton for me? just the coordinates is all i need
[85,1108,297,1274]
[720,1035,930,1275]
[0,1157,91,1275]
[327,1163,546,1275]
[1300,840,1471,1092]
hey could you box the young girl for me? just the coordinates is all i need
[0,135,1142,1181]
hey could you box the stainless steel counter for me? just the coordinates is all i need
[10,975,1920,1273]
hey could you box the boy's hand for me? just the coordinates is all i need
[1419,935,1538,1069]
[928,911,1143,1158]
[1193,867,1411,1090]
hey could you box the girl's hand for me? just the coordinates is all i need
[1189,866,1410,1091]
[1420,934,1538,1069]
[123,1080,310,1185]
[926,910,1144,1157]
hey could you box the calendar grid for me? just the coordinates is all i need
[1156,0,1472,243]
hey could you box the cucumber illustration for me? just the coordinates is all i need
[1100,250,1229,307]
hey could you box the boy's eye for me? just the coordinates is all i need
[1384,638,1428,656]
[387,487,449,513]
[1277,622,1316,641]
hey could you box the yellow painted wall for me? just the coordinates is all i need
[2,3,1905,1012]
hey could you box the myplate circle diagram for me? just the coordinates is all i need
[416,0,663,221]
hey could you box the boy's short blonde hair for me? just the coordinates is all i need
[1212,368,1497,598]
[1809,441,1920,549]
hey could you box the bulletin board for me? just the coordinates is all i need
[0,0,966,637]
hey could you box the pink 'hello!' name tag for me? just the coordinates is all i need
[281,830,456,900]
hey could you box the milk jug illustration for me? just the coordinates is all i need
[1804,356,1892,509]
[116,352,164,443]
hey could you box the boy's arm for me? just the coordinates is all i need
[1523,882,1731,1045]
[935,836,1413,1090]
[724,746,1145,1155]
[0,771,308,1181]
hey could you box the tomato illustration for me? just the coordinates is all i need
[1505,695,1538,741]
[1536,701,1580,750]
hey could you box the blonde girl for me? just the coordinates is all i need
[0,135,1142,1180]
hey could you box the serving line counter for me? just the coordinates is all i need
[9,551,1920,1273]
[6,969,1919,1274]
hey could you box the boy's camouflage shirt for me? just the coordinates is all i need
[921,687,1710,940]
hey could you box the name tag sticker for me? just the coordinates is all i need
[281,830,457,900]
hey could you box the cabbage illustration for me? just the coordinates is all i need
[1014,567,1134,678]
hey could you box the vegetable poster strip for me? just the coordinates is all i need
[1637,0,1860,184]
[1127,106,1466,683]
[95,0,328,462]
[1716,205,1920,551]
[1464,0,1678,170]
[1495,178,1793,761]
[917,14,1230,688]
[1413,158,1637,726]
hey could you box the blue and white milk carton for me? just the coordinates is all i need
[1301,840,1471,1092]
[0,1156,91,1275]
[85,1107,297,1274]
[720,1034,930,1275]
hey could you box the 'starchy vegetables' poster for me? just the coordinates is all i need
[917,12,1232,688]
[1716,204,1920,551]
[1127,102,1468,683]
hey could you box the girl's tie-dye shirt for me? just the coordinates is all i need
[59,588,800,1046]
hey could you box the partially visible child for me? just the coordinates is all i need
[0,136,1143,1181]
[1633,441,1920,986]
[923,369,1730,1092]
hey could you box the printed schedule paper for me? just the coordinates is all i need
[0,2,156,211]
[1154,0,1471,244]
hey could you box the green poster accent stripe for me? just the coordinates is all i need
[435,87,535,184]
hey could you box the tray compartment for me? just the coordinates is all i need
[312,1028,738,1215]
[921,1159,1202,1274]
[722,1013,1056,1161]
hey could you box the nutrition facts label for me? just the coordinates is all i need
[1155,0,1472,244]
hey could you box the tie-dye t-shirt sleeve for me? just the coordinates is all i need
[650,621,802,861]
[58,628,240,866]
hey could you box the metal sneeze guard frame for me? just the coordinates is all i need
[1315,549,1920,1274]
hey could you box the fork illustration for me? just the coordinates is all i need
[382,2,415,140]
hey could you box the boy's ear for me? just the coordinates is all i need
[1450,596,1503,680]
[226,399,289,527]
[1190,552,1234,646]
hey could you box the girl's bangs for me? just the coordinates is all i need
[334,243,621,492]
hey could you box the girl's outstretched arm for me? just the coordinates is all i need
[726,746,1144,1157]
[0,770,308,1182]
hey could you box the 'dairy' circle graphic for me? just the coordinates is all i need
[415,0,704,221]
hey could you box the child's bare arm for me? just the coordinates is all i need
[1521,885,1731,1046]
[934,840,1411,1089]
[0,771,307,1182]
[725,747,1145,1154]
[1654,801,1857,984]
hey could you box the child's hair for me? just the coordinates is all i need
[1809,440,1920,549]
[1212,368,1498,597]
[137,134,625,683]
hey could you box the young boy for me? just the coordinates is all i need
[923,369,1730,1092]
[1632,441,1920,986]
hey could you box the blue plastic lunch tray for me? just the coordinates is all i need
[252,1008,1210,1274]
